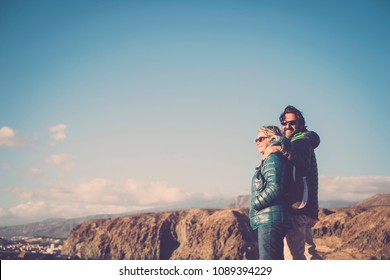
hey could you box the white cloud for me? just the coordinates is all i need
[38,178,193,207]
[49,124,67,141]
[9,201,47,218]
[26,167,44,177]
[1,178,218,225]
[319,176,390,202]
[0,126,26,147]
[45,153,76,171]
[46,153,68,165]
[63,161,77,171]
[125,179,189,205]
[74,178,117,204]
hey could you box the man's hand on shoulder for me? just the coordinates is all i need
[263,145,281,159]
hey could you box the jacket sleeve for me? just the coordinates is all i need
[303,131,320,149]
[253,153,285,211]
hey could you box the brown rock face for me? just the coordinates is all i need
[62,208,258,260]
[62,194,390,260]
[314,205,390,259]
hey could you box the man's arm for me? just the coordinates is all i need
[263,131,319,174]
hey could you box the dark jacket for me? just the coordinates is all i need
[280,131,320,220]
[249,140,293,230]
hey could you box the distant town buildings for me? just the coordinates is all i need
[0,236,66,260]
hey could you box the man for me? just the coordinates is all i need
[264,105,321,260]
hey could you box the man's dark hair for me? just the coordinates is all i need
[279,105,308,131]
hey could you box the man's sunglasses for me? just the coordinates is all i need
[255,136,267,143]
[281,120,298,126]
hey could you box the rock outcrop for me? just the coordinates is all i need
[313,205,390,259]
[356,193,390,207]
[62,208,258,260]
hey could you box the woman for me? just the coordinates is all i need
[249,125,292,260]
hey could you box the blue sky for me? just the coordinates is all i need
[1,0,389,226]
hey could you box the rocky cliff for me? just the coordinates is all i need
[62,194,390,260]
[62,208,258,260]
[313,205,390,259]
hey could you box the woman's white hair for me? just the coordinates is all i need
[258,125,283,141]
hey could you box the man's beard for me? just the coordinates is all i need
[283,128,294,138]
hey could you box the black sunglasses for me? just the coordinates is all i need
[255,136,267,143]
[281,120,298,126]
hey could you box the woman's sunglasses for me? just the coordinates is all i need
[255,137,267,143]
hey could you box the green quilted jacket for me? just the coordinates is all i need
[249,141,293,230]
